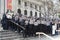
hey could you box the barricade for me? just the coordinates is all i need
[36,32,54,40]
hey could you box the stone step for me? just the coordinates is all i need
[0,30,19,34]
[0,30,23,40]
[0,32,19,35]
[0,27,3,31]
[0,30,13,32]
[0,33,19,37]
[0,35,22,40]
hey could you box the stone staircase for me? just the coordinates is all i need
[0,30,23,40]
[0,30,51,40]
[0,30,59,40]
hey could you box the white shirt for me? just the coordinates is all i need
[29,19,34,24]
[46,22,50,26]
[15,16,19,21]
[6,14,12,19]
[19,17,23,22]
[37,20,40,24]
[25,20,29,25]
[34,22,38,26]
[41,21,46,25]
[52,24,57,34]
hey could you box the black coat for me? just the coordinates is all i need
[1,14,8,29]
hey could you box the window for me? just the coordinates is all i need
[18,0,21,5]
[30,11,33,16]
[30,4,32,8]
[24,10,27,15]
[35,5,37,9]
[24,2,27,6]
[17,9,21,15]
[35,12,37,17]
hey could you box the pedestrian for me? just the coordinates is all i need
[29,17,34,36]
[6,10,14,30]
[52,22,58,36]
[1,13,7,30]
[34,19,39,36]
[14,14,19,31]
[24,19,29,37]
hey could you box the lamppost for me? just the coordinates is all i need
[4,0,5,14]
[0,0,1,13]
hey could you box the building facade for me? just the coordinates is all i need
[12,0,44,18]
[12,0,54,18]
[0,0,57,20]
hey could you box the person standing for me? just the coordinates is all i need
[1,13,7,30]
[34,19,39,36]
[24,19,29,37]
[52,23,58,36]
[29,17,34,36]
[5,10,14,30]
[37,19,40,32]
[11,13,19,31]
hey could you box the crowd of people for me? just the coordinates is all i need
[1,10,58,37]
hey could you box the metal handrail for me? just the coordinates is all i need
[9,20,25,30]
[36,32,54,40]
[56,30,60,32]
